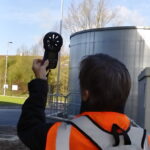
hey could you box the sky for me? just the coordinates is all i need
[0,0,150,55]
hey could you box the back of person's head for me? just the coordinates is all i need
[79,53,131,113]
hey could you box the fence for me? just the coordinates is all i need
[46,93,70,118]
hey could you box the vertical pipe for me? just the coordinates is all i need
[56,0,64,94]
[59,0,64,35]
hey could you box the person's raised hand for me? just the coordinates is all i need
[32,59,49,80]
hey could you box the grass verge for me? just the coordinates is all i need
[0,95,26,106]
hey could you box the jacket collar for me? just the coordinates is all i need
[77,112,130,132]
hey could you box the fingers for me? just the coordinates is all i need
[43,60,49,68]
[32,59,49,80]
[33,59,49,66]
[33,59,41,67]
[32,59,42,72]
[33,59,42,64]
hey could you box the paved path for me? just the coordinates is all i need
[0,109,21,126]
[0,108,51,126]
[0,108,52,150]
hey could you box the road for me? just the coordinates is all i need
[0,108,53,126]
[0,109,21,126]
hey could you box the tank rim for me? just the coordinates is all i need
[70,26,150,38]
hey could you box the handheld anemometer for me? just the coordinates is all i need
[43,32,63,69]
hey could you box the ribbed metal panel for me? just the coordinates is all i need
[68,26,150,121]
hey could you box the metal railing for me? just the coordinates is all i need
[46,93,70,118]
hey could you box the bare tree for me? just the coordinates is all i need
[16,45,30,56]
[64,0,117,33]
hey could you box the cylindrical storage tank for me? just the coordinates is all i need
[68,26,150,121]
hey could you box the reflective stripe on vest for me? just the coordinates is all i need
[56,116,147,150]
[56,122,71,150]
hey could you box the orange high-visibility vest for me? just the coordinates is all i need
[45,112,150,150]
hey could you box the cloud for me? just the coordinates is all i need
[0,9,60,29]
[113,6,147,26]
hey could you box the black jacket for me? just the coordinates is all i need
[17,79,53,150]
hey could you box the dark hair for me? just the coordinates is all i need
[79,53,131,113]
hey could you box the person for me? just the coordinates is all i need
[17,54,150,150]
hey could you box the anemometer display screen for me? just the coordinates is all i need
[48,52,57,59]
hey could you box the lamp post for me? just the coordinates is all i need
[3,41,13,96]
[56,0,64,94]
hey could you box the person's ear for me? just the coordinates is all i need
[82,90,89,102]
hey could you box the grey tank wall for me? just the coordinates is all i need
[68,26,150,121]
